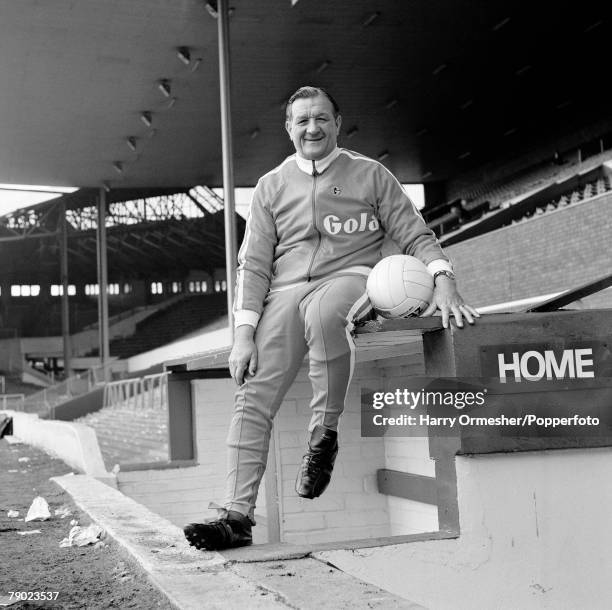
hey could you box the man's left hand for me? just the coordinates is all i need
[420,276,480,329]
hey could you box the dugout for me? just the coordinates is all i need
[140,300,612,566]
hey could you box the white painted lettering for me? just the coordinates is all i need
[344,217,359,233]
[544,349,574,379]
[323,214,341,235]
[575,348,595,378]
[498,352,521,382]
[520,350,546,381]
[322,213,379,235]
[358,212,368,231]
[498,347,596,381]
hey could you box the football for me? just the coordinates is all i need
[366,255,434,318]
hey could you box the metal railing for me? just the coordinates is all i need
[18,362,116,416]
[103,372,168,411]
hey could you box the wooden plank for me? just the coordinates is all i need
[166,322,433,372]
[167,376,195,461]
[165,347,231,372]
[354,332,423,363]
[356,317,443,334]
[422,328,461,534]
[377,469,437,505]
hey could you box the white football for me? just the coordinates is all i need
[366,255,434,318]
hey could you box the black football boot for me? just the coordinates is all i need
[295,425,338,499]
[183,510,252,551]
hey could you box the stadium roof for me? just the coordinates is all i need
[0,1,610,190]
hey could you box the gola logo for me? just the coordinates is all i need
[323,213,380,235]
[498,348,595,382]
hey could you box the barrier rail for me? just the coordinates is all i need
[19,362,116,416]
[102,372,168,411]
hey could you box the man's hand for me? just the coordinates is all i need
[229,325,258,385]
[420,276,480,329]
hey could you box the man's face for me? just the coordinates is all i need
[285,94,342,161]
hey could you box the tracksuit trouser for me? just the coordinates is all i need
[223,274,371,518]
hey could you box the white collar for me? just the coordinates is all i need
[295,147,341,175]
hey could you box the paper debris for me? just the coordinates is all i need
[7,510,19,518]
[25,496,51,522]
[111,464,120,475]
[70,519,78,526]
[0,593,21,605]
[7,469,18,473]
[54,505,72,519]
[60,524,105,548]
[17,457,30,463]
[17,530,41,536]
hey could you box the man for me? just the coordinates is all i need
[184,86,479,551]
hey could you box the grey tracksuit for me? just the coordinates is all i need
[224,147,450,517]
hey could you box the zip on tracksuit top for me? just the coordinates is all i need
[234,147,452,329]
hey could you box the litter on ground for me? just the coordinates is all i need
[60,524,105,548]
[54,505,72,519]
[25,496,51,522]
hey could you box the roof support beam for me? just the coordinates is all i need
[217,0,237,335]
[96,188,110,377]
[59,200,72,376]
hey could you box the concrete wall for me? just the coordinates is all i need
[317,447,612,610]
[8,411,110,481]
[448,192,612,309]
[275,363,389,545]
[379,353,438,535]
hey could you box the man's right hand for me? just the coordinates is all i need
[228,325,258,385]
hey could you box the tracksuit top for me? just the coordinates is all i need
[234,147,451,328]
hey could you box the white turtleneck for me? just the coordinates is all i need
[294,147,342,175]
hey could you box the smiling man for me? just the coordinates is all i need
[183,86,478,551]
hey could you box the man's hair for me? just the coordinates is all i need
[285,86,340,121]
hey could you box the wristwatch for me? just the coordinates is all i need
[433,270,456,283]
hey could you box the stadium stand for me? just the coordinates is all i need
[5,298,128,338]
[423,139,612,239]
[86,293,227,359]
[440,162,612,246]
[76,404,168,469]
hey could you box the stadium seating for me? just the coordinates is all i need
[440,161,612,245]
[4,298,128,338]
[427,144,612,240]
[76,404,168,468]
[88,293,227,359]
